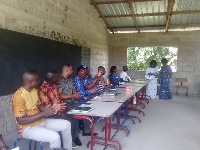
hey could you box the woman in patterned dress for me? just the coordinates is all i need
[159,58,172,99]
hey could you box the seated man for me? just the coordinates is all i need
[11,71,72,150]
[95,66,113,95]
[73,65,97,136]
[84,67,101,99]
[73,65,96,104]
[39,70,82,148]
[120,66,131,82]
[0,132,9,150]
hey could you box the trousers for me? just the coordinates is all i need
[22,118,72,150]
[66,101,90,133]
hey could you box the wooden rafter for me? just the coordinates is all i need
[173,10,200,15]
[90,0,114,33]
[101,11,200,18]
[91,0,200,33]
[111,25,165,29]
[91,0,162,5]
[101,13,164,18]
[170,23,200,27]
[127,0,141,33]
[165,0,175,33]
[110,23,200,29]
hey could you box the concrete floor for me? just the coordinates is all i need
[14,95,200,150]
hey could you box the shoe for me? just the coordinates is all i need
[82,131,98,136]
[74,137,82,146]
[72,142,78,148]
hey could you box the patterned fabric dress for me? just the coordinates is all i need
[159,65,172,99]
[145,67,158,99]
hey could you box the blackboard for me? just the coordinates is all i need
[0,28,82,96]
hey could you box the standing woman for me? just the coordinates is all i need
[159,58,172,99]
[145,60,159,99]
[109,66,119,88]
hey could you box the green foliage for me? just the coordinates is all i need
[127,47,177,71]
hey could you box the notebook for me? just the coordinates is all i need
[72,106,93,113]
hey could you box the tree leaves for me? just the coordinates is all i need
[127,47,177,71]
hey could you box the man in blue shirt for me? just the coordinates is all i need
[83,67,101,99]
[73,65,96,104]
[73,65,97,136]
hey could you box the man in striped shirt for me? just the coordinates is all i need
[95,66,113,95]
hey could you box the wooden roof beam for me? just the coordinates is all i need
[173,10,200,15]
[101,11,200,18]
[110,23,200,29]
[165,0,175,33]
[127,0,141,33]
[171,23,200,27]
[101,13,165,18]
[90,0,114,33]
[91,0,162,5]
[111,25,165,29]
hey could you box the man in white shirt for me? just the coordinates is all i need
[120,66,131,82]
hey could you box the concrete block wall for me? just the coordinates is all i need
[0,0,110,76]
[0,0,110,146]
[0,95,18,148]
[109,31,200,96]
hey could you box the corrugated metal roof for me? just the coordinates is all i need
[98,3,130,15]
[91,0,200,33]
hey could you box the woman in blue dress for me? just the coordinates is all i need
[109,66,119,88]
[159,58,172,99]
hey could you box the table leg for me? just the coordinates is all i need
[111,107,130,134]
[73,115,94,150]
[103,107,129,136]
[139,86,150,104]
[120,100,141,123]
[135,91,145,109]
[128,96,145,116]
[74,115,122,150]
[121,101,136,124]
